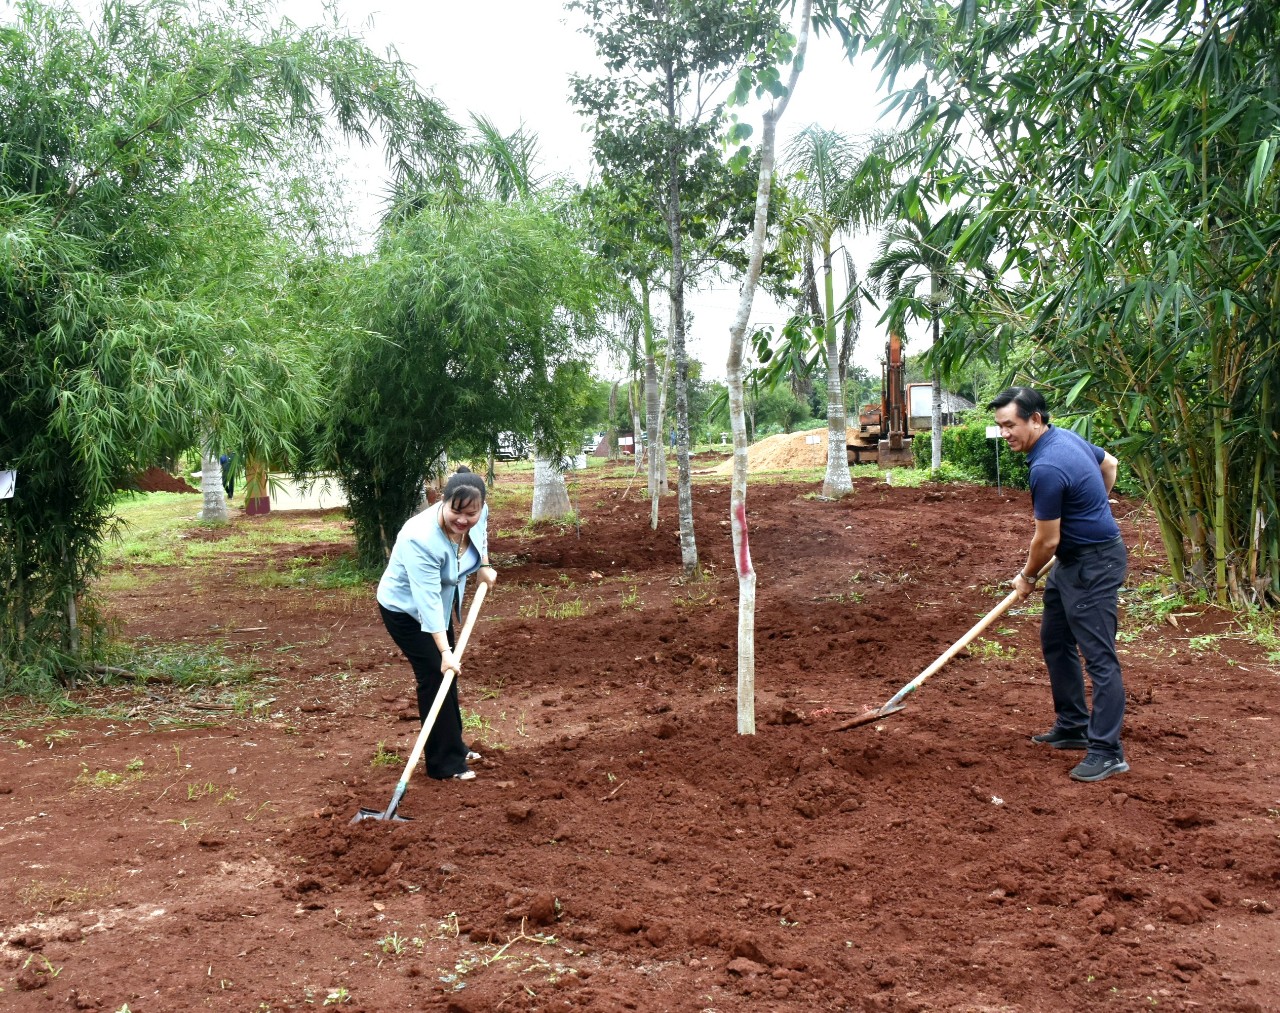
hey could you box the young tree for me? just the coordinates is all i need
[572,0,787,577]
[868,209,966,472]
[726,1,811,734]
[783,126,875,496]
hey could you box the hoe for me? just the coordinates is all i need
[838,560,1054,731]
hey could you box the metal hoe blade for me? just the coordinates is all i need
[350,806,411,825]
[837,702,907,731]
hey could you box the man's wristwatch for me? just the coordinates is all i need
[1019,570,1037,585]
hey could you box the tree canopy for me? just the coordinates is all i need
[0,0,461,686]
[313,197,606,568]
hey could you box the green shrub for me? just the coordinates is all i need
[912,412,1030,489]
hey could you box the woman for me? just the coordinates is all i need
[376,469,498,780]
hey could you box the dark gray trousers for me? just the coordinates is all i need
[1040,537,1128,758]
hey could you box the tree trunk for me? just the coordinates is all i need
[629,377,644,475]
[646,352,662,528]
[531,456,572,521]
[656,342,672,495]
[839,252,859,386]
[664,60,697,577]
[930,277,943,472]
[821,236,853,499]
[244,454,270,515]
[724,2,810,735]
[199,445,229,523]
[607,380,619,460]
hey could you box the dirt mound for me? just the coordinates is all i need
[712,428,854,474]
[127,466,197,493]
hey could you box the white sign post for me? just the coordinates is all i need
[985,426,1002,493]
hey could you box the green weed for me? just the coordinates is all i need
[969,638,1016,661]
[518,586,587,619]
[477,676,506,701]
[370,742,401,768]
[75,759,145,791]
[187,782,237,804]
[462,709,493,737]
[619,585,640,610]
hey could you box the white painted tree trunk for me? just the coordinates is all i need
[531,455,572,521]
[646,351,661,529]
[199,446,228,523]
[656,348,672,495]
[822,241,853,499]
[930,278,943,471]
[725,2,810,735]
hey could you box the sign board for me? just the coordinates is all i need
[805,434,821,445]
[985,426,1001,440]
[0,470,14,499]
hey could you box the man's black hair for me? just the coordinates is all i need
[988,386,1050,424]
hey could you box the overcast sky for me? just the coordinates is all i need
[279,1,904,378]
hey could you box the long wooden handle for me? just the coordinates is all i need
[452,580,488,661]
[882,558,1055,710]
[395,582,490,790]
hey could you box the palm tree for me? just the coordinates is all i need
[868,209,962,472]
[784,126,898,496]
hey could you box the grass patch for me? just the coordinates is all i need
[517,586,587,619]
[104,493,352,569]
[969,638,1016,661]
[18,875,118,914]
[74,757,146,791]
[102,639,258,688]
[244,553,374,592]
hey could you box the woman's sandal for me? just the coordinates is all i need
[466,750,482,763]
[451,770,476,781]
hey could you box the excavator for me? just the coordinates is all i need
[846,333,936,467]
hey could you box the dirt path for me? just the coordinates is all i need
[2,463,1277,1012]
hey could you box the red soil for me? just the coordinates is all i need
[129,466,198,494]
[1,461,1277,1012]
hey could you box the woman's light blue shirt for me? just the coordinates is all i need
[376,501,487,633]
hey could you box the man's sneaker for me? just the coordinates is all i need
[1069,754,1129,782]
[1031,726,1089,750]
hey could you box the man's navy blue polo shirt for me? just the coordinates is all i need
[1026,426,1121,554]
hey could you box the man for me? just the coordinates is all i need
[991,387,1129,783]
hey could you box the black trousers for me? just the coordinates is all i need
[1040,536,1128,758]
[378,605,469,779]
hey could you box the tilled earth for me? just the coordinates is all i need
[2,460,1278,1012]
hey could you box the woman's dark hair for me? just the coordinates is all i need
[987,386,1050,424]
[442,467,486,510]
